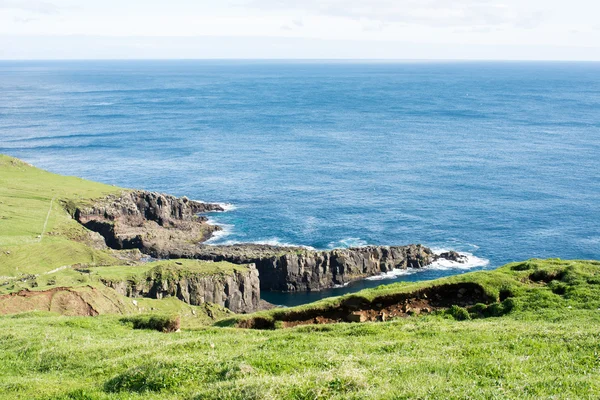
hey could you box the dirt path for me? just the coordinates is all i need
[37,197,54,243]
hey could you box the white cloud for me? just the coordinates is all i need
[0,0,60,14]
[244,0,545,28]
[0,0,598,59]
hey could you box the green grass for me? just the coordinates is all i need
[0,258,599,399]
[0,155,124,276]
[0,304,599,399]
[90,260,250,283]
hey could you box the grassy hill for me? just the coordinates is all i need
[0,154,123,276]
[0,155,243,324]
[1,154,599,399]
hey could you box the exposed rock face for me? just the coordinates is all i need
[75,192,463,294]
[161,244,439,292]
[76,190,224,251]
[438,251,467,263]
[103,264,261,313]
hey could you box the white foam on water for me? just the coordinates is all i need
[192,201,237,212]
[251,238,316,250]
[365,268,420,281]
[215,203,237,212]
[366,248,490,281]
[429,248,490,270]
[327,237,368,249]
[204,218,234,244]
[333,282,351,288]
[214,237,315,250]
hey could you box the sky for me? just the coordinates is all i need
[0,0,599,60]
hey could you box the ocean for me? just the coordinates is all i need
[1,60,599,305]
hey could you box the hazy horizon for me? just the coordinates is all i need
[1,1,599,60]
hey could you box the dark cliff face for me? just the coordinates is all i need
[103,264,261,313]
[76,190,224,251]
[160,244,437,292]
[75,192,449,294]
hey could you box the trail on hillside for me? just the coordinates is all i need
[38,197,54,243]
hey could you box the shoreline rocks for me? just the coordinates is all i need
[76,191,468,294]
[162,244,443,292]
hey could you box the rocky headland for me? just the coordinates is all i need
[76,190,466,294]
[75,190,224,251]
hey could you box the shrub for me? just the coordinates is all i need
[468,303,488,318]
[511,262,532,271]
[501,298,516,313]
[499,287,514,301]
[121,314,180,332]
[549,281,568,295]
[469,298,516,318]
[447,305,471,321]
[529,268,566,283]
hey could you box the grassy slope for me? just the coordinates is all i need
[0,155,239,323]
[0,259,599,399]
[0,155,123,276]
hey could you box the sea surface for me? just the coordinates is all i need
[1,60,599,305]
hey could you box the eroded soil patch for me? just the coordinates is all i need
[0,286,103,316]
[239,282,493,329]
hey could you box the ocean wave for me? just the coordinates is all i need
[194,201,237,212]
[252,238,316,249]
[365,268,419,281]
[333,282,351,288]
[327,237,368,249]
[204,218,234,244]
[366,249,489,281]
[217,237,316,250]
[215,203,237,212]
[430,248,490,270]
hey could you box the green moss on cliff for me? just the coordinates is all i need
[89,259,250,284]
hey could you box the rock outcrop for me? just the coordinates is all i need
[75,190,224,251]
[75,192,464,294]
[102,263,261,313]
[160,244,440,292]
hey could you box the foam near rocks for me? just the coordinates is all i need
[366,249,489,281]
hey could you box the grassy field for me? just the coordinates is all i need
[1,303,599,399]
[0,155,123,276]
[0,258,599,399]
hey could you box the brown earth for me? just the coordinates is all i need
[0,286,126,316]
[237,282,493,329]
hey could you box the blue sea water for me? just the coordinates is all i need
[1,60,599,304]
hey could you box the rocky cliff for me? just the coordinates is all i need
[75,190,224,251]
[161,244,449,292]
[102,262,261,313]
[75,191,464,293]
